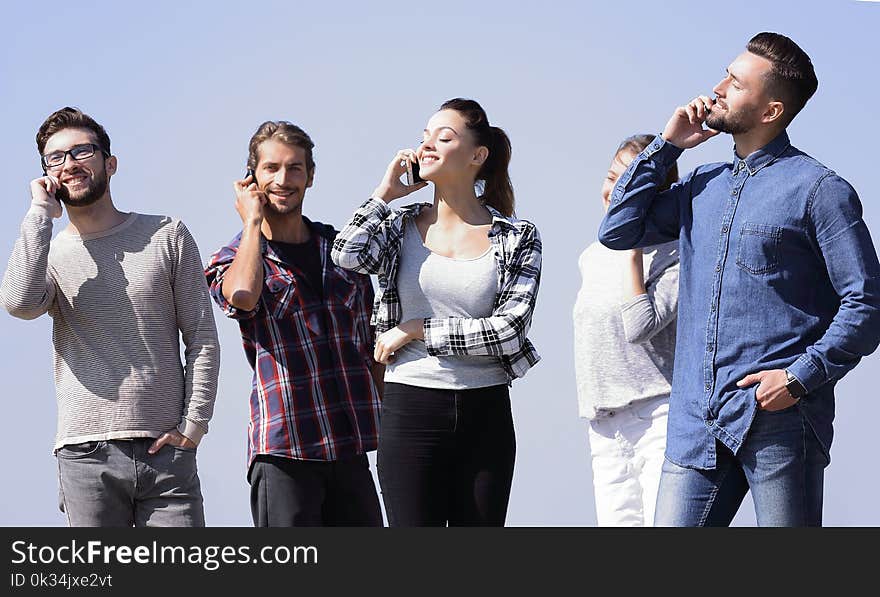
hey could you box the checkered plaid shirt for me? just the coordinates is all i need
[205,219,381,466]
[331,197,542,381]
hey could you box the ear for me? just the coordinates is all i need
[306,166,315,189]
[472,146,489,167]
[105,155,118,177]
[762,101,785,125]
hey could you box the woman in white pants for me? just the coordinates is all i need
[573,134,680,526]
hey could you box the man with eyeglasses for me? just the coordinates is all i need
[0,107,219,526]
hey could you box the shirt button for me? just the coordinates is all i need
[706,343,713,351]
[732,189,738,196]
[706,419,714,427]
[710,303,716,312]
[705,383,711,390]
[715,264,722,272]
[721,226,729,234]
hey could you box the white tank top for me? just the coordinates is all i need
[384,218,509,389]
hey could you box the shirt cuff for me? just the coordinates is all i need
[645,134,685,164]
[364,196,392,216]
[210,271,259,320]
[786,354,826,395]
[423,317,450,356]
[178,419,206,445]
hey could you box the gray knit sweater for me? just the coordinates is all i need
[572,240,679,420]
[0,206,219,450]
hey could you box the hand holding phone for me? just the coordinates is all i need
[29,175,64,219]
[233,168,266,225]
[661,94,721,150]
[372,149,428,203]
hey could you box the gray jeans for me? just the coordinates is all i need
[56,438,204,527]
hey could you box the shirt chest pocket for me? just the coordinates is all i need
[735,222,783,275]
[263,273,301,319]
[327,266,359,310]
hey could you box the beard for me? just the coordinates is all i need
[264,199,300,216]
[56,171,108,207]
[261,186,303,216]
[705,106,756,136]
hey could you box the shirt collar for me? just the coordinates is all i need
[733,130,791,176]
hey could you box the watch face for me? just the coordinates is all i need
[786,377,805,398]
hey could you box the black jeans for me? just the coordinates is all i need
[248,453,383,527]
[377,382,516,526]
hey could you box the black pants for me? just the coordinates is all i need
[248,453,383,527]
[377,382,516,527]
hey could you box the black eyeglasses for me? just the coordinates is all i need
[41,143,109,170]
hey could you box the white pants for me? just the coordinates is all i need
[587,396,668,527]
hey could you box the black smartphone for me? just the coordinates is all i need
[405,158,423,186]
[245,168,259,188]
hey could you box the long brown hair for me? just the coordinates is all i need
[439,98,514,216]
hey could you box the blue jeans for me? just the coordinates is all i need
[57,438,204,527]
[654,405,828,526]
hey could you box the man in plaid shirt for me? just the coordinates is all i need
[205,122,383,527]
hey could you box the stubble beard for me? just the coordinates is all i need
[56,169,108,208]
[705,108,754,136]
[263,188,303,217]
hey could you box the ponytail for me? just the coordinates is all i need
[439,98,515,217]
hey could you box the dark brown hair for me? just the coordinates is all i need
[616,134,679,191]
[247,121,315,172]
[439,98,514,217]
[36,107,111,156]
[747,32,818,126]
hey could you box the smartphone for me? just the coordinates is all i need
[405,158,423,186]
[245,168,259,189]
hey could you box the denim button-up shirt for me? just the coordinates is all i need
[599,131,880,469]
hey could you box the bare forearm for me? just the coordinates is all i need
[625,253,647,298]
[221,223,264,311]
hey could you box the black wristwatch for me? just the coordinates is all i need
[784,369,807,400]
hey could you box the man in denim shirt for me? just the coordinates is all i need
[599,32,880,526]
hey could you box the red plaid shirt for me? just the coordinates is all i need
[205,219,380,467]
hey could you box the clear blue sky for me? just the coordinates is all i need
[2,0,878,525]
